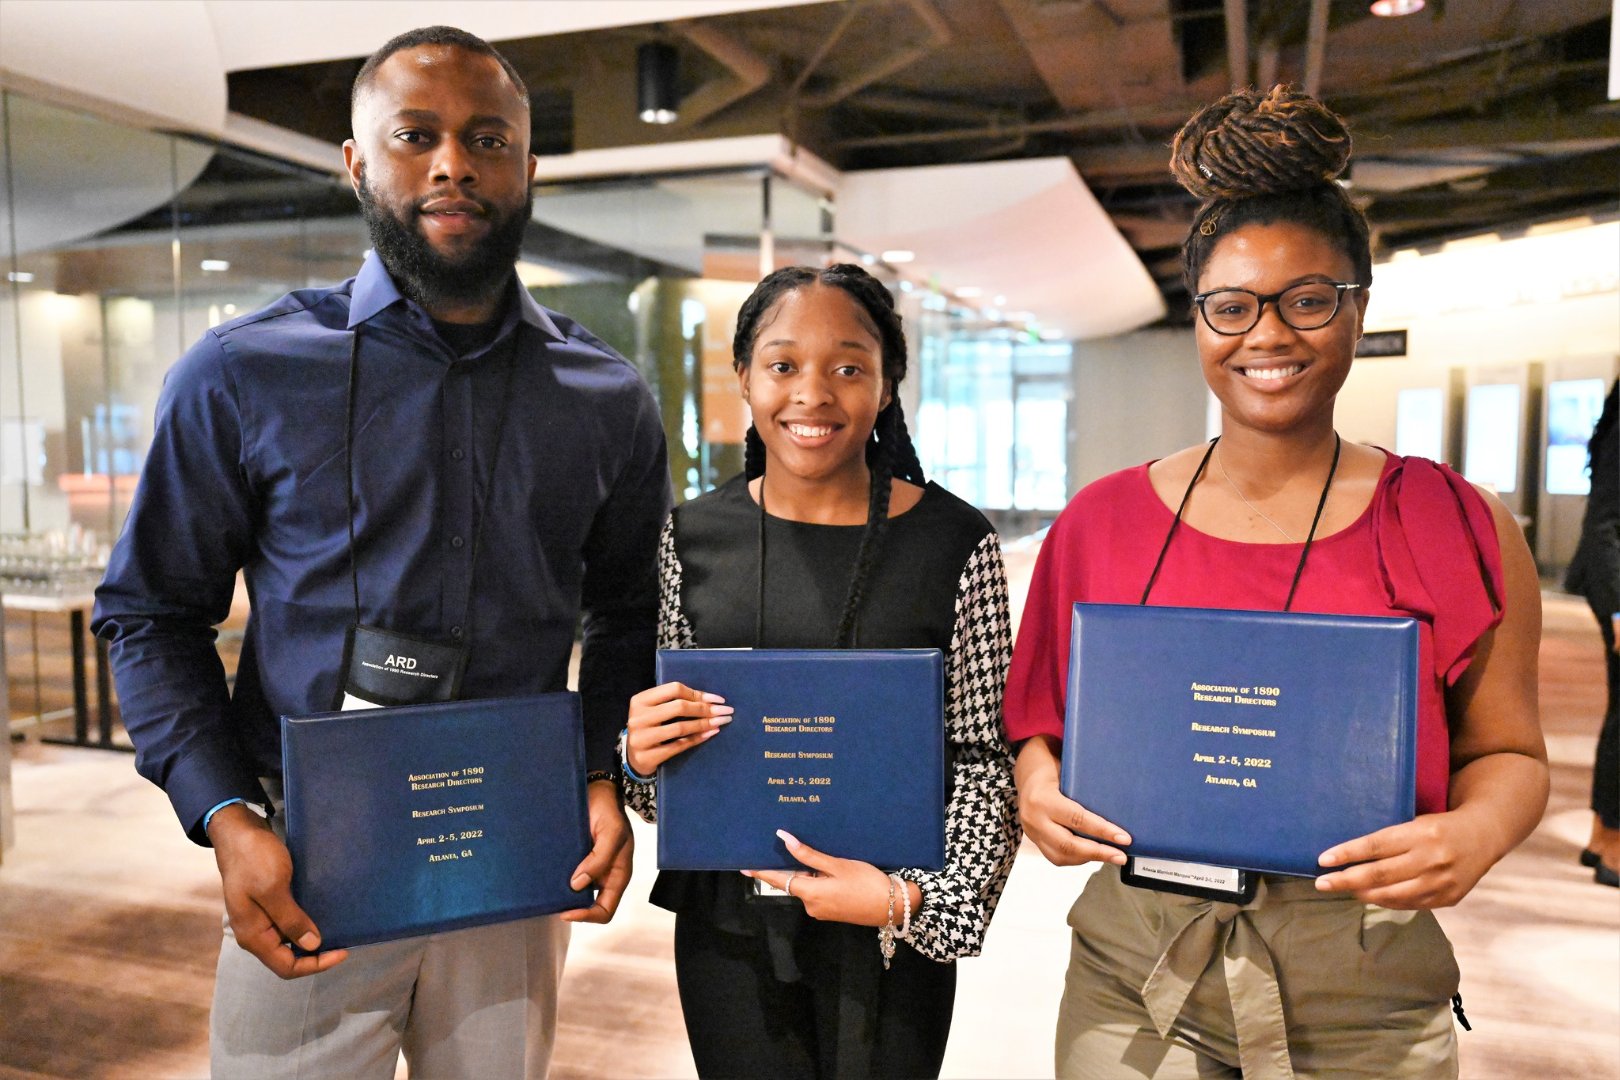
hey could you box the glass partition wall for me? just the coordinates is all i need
[1,91,367,738]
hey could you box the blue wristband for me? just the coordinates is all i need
[202,797,245,833]
[203,797,267,833]
[620,727,655,784]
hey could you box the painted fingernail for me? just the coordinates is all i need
[710,705,735,717]
[710,714,733,725]
[739,869,755,878]
[701,728,721,739]
[571,872,590,890]
[298,932,320,951]
[776,829,800,846]
[701,693,727,703]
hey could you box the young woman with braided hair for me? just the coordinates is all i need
[620,263,1020,1078]
[1005,86,1546,1078]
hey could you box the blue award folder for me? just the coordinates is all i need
[655,649,946,871]
[281,694,592,950]
[1062,604,1419,878]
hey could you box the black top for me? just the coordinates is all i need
[679,474,991,651]
[1567,391,1619,618]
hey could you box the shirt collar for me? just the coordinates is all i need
[347,252,565,343]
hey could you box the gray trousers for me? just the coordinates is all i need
[210,913,569,1080]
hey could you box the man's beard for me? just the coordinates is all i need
[357,169,533,313]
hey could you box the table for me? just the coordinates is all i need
[2,591,127,752]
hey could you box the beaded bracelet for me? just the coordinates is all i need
[878,874,898,969]
[891,873,913,941]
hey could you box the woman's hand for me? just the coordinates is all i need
[1315,808,1498,909]
[744,830,922,927]
[624,681,732,777]
[1014,734,1130,867]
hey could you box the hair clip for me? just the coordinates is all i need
[1198,163,1213,179]
[1199,216,1220,237]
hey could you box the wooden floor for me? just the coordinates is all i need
[1,594,1615,1079]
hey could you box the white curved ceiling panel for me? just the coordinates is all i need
[0,0,227,135]
[837,158,1166,340]
[0,96,212,259]
[209,0,840,73]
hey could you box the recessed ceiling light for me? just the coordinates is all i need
[955,286,983,298]
[881,250,915,264]
[6,271,34,283]
[1370,0,1424,16]
[200,259,230,272]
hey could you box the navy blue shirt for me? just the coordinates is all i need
[93,255,670,843]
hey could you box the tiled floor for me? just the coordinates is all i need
[2,594,1616,1079]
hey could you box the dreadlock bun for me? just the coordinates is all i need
[1170,85,1351,201]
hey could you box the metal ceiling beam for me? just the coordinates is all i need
[834,102,1197,150]
[671,21,772,128]
[1302,0,1330,97]
[1360,111,1620,154]
[801,0,954,109]
[1224,0,1249,91]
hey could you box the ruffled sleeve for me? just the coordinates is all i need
[1370,457,1505,686]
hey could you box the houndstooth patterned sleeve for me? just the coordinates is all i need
[899,531,1021,962]
[620,517,694,822]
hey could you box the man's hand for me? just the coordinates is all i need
[561,780,633,924]
[208,803,348,978]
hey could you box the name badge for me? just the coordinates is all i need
[1121,855,1256,904]
[337,624,468,711]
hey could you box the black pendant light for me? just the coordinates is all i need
[638,42,679,125]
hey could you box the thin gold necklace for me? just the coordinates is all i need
[1215,442,1303,542]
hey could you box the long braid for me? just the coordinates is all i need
[835,444,892,647]
[877,400,925,486]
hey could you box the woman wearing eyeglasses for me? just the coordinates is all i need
[1005,86,1546,1078]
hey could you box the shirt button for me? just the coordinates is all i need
[450,535,465,549]
[450,626,464,640]
[451,448,465,461]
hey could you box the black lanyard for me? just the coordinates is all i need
[343,327,521,643]
[1140,434,1342,612]
[753,478,863,648]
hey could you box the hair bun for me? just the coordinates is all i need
[1169,84,1351,201]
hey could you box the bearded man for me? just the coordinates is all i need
[93,25,669,1079]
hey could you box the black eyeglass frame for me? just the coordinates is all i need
[1190,281,1364,336]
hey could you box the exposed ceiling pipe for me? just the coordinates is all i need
[836,102,1198,150]
[801,0,953,109]
[1303,0,1331,96]
[849,88,1012,125]
[1224,0,1249,91]
[1256,37,1280,91]
[670,20,771,128]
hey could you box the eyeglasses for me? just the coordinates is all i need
[1191,281,1362,336]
